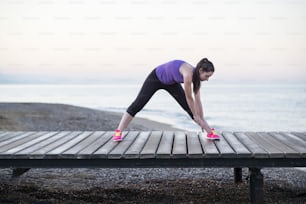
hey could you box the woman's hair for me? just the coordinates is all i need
[192,58,214,93]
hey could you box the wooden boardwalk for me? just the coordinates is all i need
[0,131,305,204]
[0,131,305,161]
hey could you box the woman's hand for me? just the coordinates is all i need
[193,116,211,133]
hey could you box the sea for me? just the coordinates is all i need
[0,82,306,132]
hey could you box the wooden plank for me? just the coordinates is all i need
[45,131,92,158]
[29,132,78,158]
[93,131,128,158]
[186,132,203,158]
[0,132,34,149]
[270,132,306,158]
[234,132,268,158]
[245,132,285,158]
[7,132,59,158]
[0,131,305,165]
[214,133,236,158]
[77,131,112,158]
[257,132,300,158]
[124,131,151,159]
[172,131,187,158]
[108,131,139,159]
[0,131,28,143]
[61,131,105,158]
[0,131,30,143]
[246,132,285,158]
[282,132,306,149]
[4,132,59,156]
[222,132,252,158]
[140,131,162,159]
[291,132,306,142]
[0,132,7,141]
[14,131,69,158]
[156,131,174,158]
[0,132,44,153]
[198,132,220,158]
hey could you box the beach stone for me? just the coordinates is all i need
[0,103,305,203]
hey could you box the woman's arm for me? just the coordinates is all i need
[181,65,211,132]
[180,64,199,118]
[194,90,203,118]
[194,91,212,132]
[182,74,196,117]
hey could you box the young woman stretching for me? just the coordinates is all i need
[113,58,220,141]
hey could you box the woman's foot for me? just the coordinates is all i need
[113,129,122,141]
[207,128,220,140]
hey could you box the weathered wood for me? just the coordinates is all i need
[0,132,36,150]
[0,130,305,204]
[45,132,92,158]
[0,132,46,154]
[0,131,305,161]
[222,132,252,158]
[0,131,24,143]
[124,131,150,159]
[198,132,220,158]
[257,132,300,158]
[61,131,105,158]
[108,131,139,159]
[93,132,128,158]
[140,131,162,159]
[246,132,285,158]
[282,132,306,149]
[186,132,203,158]
[0,132,6,137]
[5,132,59,156]
[29,132,78,159]
[234,168,242,183]
[78,131,111,158]
[269,132,306,158]
[11,132,60,158]
[249,168,264,204]
[156,131,174,158]
[214,133,236,158]
[291,132,306,142]
[234,132,268,158]
[172,131,187,158]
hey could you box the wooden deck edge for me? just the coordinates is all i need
[0,158,305,168]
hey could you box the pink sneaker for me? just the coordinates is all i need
[113,129,122,141]
[207,128,220,140]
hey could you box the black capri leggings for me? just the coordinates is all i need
[127,69,194,119]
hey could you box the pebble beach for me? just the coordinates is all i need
[0,103,305,203]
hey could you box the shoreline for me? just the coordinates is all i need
[0,102,182,131]
[0,102,305,203]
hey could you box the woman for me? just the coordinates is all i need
[113,58,220,141]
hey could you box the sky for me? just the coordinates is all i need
[0,0,306,83]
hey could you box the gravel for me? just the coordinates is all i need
[0,103,305,203]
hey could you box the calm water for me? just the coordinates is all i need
[0,83,306,132]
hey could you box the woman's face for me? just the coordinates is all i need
[199,70,214,81]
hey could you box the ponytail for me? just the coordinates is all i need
[192,58,214,93]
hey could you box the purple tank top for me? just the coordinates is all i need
[155,60,186,84]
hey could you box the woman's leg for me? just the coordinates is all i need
[165,85,213,133]
[116,69,162,131]
[164,83,194,119]
[117,112,134,131]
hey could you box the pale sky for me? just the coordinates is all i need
[0,0,306,83]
